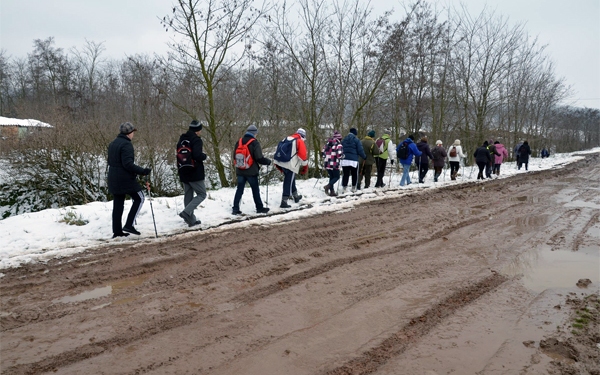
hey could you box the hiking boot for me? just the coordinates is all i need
[351,187,356,193]
[232,209,243,215]
[179,211,192,225]
[280,198,291,208]
[123,226,140,235]
[323,184,330,194]
[293,193,302,203]
[329,189,338,197]
[189,220,201,227]
[112,232,130,239]
[256,207,270,214]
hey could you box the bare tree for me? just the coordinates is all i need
[161,0,268,187]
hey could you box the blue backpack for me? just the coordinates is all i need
[274,137,296,162]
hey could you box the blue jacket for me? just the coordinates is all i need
[341,133,367,162]
[398,138,422,165]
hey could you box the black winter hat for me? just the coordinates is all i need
[350,128,358,135]
[189,120,203,132]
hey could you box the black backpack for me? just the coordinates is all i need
[397,141,409,160]
[432,146,441,160]
[177,139,195,170]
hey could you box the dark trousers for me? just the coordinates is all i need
[375,158,387,187]
[233,174,264,211]
[342,165,358,188]
[282,168,297,198]
[476,161,486,179]
[418,164,429,183]
[327,169,340,189]
[358,163,373,188]
[485,161,493,178]
[449,161,460,180]
[112,190,144,235]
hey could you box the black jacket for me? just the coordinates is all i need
[177,130,207,183]
[415,141,434,165]
[234,133,271,177]
[517,143,532,163]
[107,134,149,195]
[474,146,492,164]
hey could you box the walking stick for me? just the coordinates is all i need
[264,165,269,207]
[145,178,158,238]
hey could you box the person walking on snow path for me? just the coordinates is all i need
[274,128,309,208]
[176,120,208,227]
[340,128,367,193]
[107,122,152,238]
[398,134,422,186]
[322,130,344,196]
[447,139,466,180]
[517,140,532,170]
[357,130,380,189]
[486,140,501,178]
[415,136,434,183]
[492,140,509,175]
[232,124,272,215]
[431,140,447,182]
[474,140,492,180]
[374,130,396,188]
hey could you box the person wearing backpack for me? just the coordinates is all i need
[431,140,447,182]
[322,130,344,196]
[473,140,492,180]
[374,130,396,188]
[176,120,207,227]
[517,140,532,170]
[273,128,309,208]
[492,140,509,175]
[340,128,367,193]
[514,141,523,163]
[415,136,434,183]
[107,122,152,238]
[447,139,465,180]
[232,124,271,215]
[357,130,380,189]
[541,148,550,158]
[397,134,421,186]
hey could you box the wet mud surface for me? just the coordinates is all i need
[1,154,599,375]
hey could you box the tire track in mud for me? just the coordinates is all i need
[323,273,508,375]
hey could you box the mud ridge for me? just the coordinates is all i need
[323,272,509,375]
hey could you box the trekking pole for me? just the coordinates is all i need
[145,178,158,238]
[265,165,269,206]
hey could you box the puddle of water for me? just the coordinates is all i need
[52,275,150,304]
[503,248,600,293]
[511,215,551,227]
[52,286,112,304]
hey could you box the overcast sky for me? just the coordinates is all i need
[1,0,598,109]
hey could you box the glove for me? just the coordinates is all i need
[390,159,394,165]
[265,159,272,166]
[300,165,308,175]
[143,168,151,176]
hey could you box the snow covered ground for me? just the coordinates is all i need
[1,149,598,270]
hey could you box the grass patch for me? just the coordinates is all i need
[59,210,89,226]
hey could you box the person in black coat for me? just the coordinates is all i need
[473,141,492,180]
[517,140,532,170]
[415,136,434,183]
[177,120,208,227]
[232,124,271,215]
[107,122,151,238]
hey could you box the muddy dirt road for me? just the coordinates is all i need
[1,154,599,375]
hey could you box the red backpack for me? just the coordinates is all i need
[233,138,256,169]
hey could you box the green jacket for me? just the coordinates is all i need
[360,136,380,165]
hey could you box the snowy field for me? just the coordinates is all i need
[1,148,598,270]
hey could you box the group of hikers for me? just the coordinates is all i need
[106,120,541,238]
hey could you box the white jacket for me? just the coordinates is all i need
[447,145,466,162]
